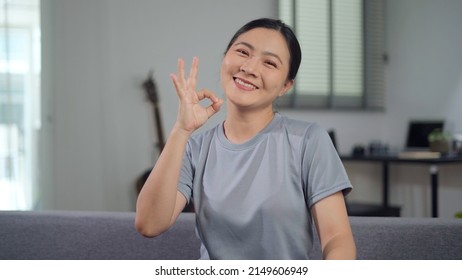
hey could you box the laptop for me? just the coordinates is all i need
[399,120,444,159]
[405,120,444,150]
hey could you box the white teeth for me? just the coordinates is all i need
[235,78,257,90]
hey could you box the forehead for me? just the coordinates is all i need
[234,28,290,60]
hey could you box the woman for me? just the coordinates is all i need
[135,18,356,260]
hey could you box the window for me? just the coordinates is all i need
[278,0,386,110]
[0,0,41,210]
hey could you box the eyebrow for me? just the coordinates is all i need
[234,41,284,65]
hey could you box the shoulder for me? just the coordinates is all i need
[276,115,334,156]
[278,115,326,139]
[187,124,220,151]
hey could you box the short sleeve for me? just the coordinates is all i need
[178,141,194,204]
[302,124,352,208]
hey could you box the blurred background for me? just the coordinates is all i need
[1,0,461,217]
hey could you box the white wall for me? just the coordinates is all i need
[385,0,462,140]
[40,0,462,217]
[40,0,278,211]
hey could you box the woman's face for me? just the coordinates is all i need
[221,28,294,111]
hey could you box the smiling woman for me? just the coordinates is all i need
[135,18,356,260]
[220,28,294,116]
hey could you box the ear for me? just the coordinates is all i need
[279,79,294,97]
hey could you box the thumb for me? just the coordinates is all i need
[206,98,224,118]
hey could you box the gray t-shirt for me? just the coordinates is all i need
[178,113,352,259]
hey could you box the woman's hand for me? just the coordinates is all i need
[170,57,224,134]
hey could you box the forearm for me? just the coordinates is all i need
[135,126,191,236]
[322,233,357,260]
[311,192,357,260]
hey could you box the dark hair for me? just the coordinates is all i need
[225,18,302,81]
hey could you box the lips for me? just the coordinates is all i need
[233,77,258,91]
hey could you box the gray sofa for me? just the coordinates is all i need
[1,211,461,260]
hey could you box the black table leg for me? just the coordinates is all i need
[382,161,389,207]
[430,164,438,218]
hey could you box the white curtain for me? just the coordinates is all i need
[0,0,40,210]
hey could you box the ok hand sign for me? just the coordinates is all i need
[170,57,224,134]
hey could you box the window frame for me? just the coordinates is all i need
[277,0,386,111]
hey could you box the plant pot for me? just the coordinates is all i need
[430,140,449,154]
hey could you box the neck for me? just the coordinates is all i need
[223,106,275,144]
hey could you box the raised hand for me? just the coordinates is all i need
[170,57,223,134]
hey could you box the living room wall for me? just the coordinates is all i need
[40,0,462,217]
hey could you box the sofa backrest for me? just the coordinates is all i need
[1,211,461,260]
[349,216,462,260]
[0,211,200,260]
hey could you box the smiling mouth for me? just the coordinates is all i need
[234,77,258,90]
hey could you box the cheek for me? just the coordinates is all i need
[265,73,287,91]
[221,56,232,71]
[220,58,234,82]
[220,62,225,86]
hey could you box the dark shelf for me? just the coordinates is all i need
[347,202,401,217]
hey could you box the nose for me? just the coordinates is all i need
[240,56,258,77]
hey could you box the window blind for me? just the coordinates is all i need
[277,0,385,110]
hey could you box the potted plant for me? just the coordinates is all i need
[428,128,451,154]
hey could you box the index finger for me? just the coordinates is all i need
[177,58,185,85]
[188,57,199,90]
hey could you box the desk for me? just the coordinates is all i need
[341,154,462,217]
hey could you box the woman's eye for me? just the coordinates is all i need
[236,49,249,56]
[265,61,277,68]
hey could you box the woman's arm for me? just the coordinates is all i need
[311,191,357,259]
[135,127,191,237]
[135,57,223,237]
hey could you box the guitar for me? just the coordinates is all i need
[135,71,165,194]
[135,71,195,212]
[143,70,165,152]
